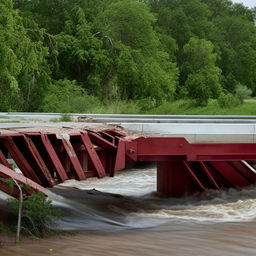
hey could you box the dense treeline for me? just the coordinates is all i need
[0,0,256,112]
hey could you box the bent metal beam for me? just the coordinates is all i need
[0,129,256,198]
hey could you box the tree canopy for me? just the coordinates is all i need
[0,0,255,111]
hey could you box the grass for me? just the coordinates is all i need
[145,99,256,115]
[90,100,141,114]
[48,98,256,116]
[50,114,73,122]
[88,98,256,115]
[0,120,20,123]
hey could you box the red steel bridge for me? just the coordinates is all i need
[0,125,256,198]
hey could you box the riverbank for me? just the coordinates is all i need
[0,187,139,248]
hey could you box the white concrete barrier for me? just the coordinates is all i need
[120,123,256,143]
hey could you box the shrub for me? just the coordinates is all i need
[137,98,157,111]
[59,114,72,122]
[93,100,141,114]
[8,193,63,238]
[217,93,240,108]
[42,79,101,113]
[235,83,252,103]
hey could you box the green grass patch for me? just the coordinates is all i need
[0,120,20,123]
[145,99,256,115]
[92,100,140,114]
[50,114,73,122]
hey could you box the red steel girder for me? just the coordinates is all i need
[182,161,205,190]
[209,161,250,188]
[40,133,69,182]
[157,161,199,197]
[0,150,12,169]
[0,164,48,196]
[199,161,220,189]
[88,132,117,150]
[80,132,106,178]
[110,139,126,177]
[61,137,86,180]
[23,135,56,186]
[128,137,256,162]
[2,136,42,184]
[228,161,256,184]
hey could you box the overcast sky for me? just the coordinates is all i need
[232,0,255,8]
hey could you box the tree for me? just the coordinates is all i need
[54,7,111,98]
[97,0,157,52]
[182,37,222,106]
[0,0,50,111]
[150,0,213,50]
[13,0,68,34]
[97,0,178,103]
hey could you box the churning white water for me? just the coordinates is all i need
[46,165,256,231]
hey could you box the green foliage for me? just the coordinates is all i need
[13,0,68,34]
[0,0,51,111]
[8,193,63,237]
[97,0,178,102]
[182,37,222,106]
[146,99,256,115]
[0,0,255,111]
[42,79,100,113]
[54,7,111,97]
[93,100,141,114]
[98,0,157,51]
[217,93,240,108]
[235,83,252,103]
[0,178,15,192]
[137,98,157,111]
[59,114,72,122]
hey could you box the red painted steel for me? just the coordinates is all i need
[61,137,86,180]
[80,132,106,178]
[199,161,220,189]
[209,161,250,188]
[111,139,126,177]
[0,130,256,198]
[129,137,256,196]
[23,136,56,186]
[40,134,69,182]
[88,132,117,150]
[127,137,256,161]
[2,136,42,184]
[0,164,48,196]
[0,150,12,169]
[182,161,205,190]
[157,161,197,197]
[228,161,256,184]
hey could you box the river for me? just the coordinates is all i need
[1,164,256,255]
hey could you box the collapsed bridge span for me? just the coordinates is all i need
[0,126,256,198]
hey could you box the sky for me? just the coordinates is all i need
[232,0,255,8]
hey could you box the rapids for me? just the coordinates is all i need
[1,164,256,255]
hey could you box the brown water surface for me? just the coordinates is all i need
[1,167,256,256]
[1,222,256,256]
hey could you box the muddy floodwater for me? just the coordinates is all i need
[1,165,256,256]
